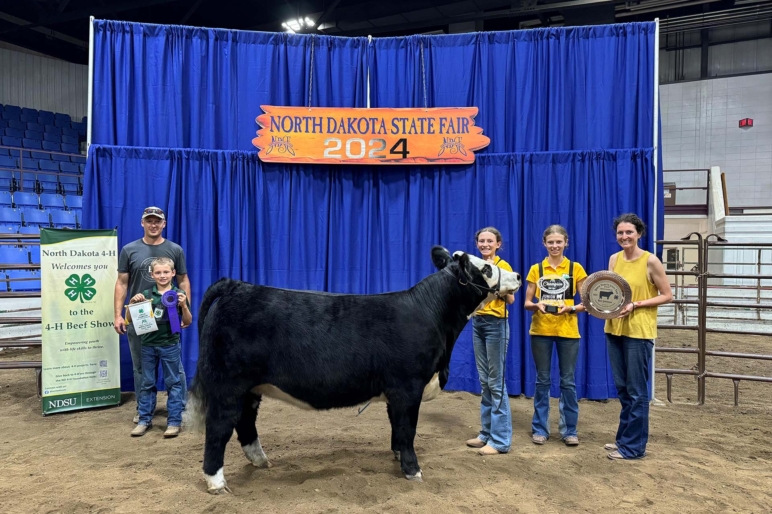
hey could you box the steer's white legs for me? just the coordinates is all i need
[204,468,231,494]
[242,437,272,468]
[406,470,423,482]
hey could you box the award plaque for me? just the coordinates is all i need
[580,271,632,319]
[537,274,570,314]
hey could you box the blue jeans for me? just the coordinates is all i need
[530,336,580,439]
[606,334,652,459]
[138,343,184,427]
[472,315,512,452]
[128,324,187,407]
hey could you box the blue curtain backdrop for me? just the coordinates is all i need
[88,20,659,399]
[84,146,654,399]
[92,22,368,149]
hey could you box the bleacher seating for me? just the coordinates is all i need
[6,270,40,291]
[40,193,65,210]
[0,104,86,258]
[13,191,39,208]
[51,209,76,228]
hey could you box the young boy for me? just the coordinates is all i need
[129,257,192,438]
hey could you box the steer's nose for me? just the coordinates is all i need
[515,272,521,282]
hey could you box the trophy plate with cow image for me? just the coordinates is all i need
[580,271,632,320]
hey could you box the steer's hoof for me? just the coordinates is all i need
[204,469,231,494]
[252,459,273,469]
[406,470,423,482]
[393,451,400,461]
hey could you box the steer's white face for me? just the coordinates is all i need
[456,252,522,298]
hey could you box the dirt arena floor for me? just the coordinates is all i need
[1,330,771,514]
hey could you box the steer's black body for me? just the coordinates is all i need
[186,247,520,493]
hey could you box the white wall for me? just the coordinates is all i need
[0,45,87,121]
[660,73,772,208]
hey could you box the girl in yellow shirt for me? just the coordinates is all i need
[604,213,672,460]
[524,225,587,446]
[465,227,515,456]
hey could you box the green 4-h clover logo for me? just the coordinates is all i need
[64,274,97,303]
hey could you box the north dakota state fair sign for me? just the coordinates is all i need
[253,106,490,165]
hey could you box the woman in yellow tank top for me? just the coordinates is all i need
[604,214,672,460]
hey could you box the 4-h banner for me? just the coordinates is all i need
[40,229,120,415]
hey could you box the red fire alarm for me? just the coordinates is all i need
[739,118,753,128]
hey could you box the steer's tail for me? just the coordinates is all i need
[197,278,239,335]
[184,278,240,433]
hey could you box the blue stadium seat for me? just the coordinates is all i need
[31,151,49,160]
[0,156,15,168]
[7,119,25,129]
[18,225,40,236]
[20,178,37,192]
[4,128,23,138]
[25,130,43,141]
[61,127,78,137]
[20,150,31,158]
[42,141,60,152]
[37,116,54,126]
[0,119,6,129]
[61,135,78,145]
[61,143,78,154]
[1,112,18,121]
[59,162,79,174]
[50,209,76,228]
[0,148,7,156]
[79,164,85,174]
[13,191,39,208]
[22,139,42,149]
[7,270,40,292]
[37,174,58,193]
[52,153,69,162]
[0,246,29,265]
[22,208,50,227]
[58,175,80,195]
[0,171,13,192]
[65,195,82,210]
[20,114,37,123]
[42,133,60,143]
[27,122,43,133]
[0,191,12,206]
[38,110,54,119]
[70,122,86,132]
[2,136,21,148]
[70,155,86,164]
[39,160,58,172]
[44,125,61,134]
[54,119,70,128]
[40,193,64,210]
[17,159,39,171]
[21,108,38,117]
[0,206,22,229]
[55,112,71,122]
[29,245,40,264]
[72,209,82,228]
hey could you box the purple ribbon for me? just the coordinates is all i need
[162,290,181,334]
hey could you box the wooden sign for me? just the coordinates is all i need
[253,106,490,165]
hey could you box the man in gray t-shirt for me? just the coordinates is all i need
[113,206,191,423]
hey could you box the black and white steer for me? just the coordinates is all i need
[185,246,521,493]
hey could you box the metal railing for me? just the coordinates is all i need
[662,168,710,216]
[656,233,772,405]
[0,233,42,395]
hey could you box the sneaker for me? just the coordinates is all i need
[133,413,139,424]
[164,426,180,438]
[532,434,547,445]
[465,438,485,448]
[563,436,579,446]
[131,424,151,437]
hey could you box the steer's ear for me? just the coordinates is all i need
[431,246,452,269]
[452,251,472,282]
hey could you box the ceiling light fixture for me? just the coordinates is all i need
[282,17,314,33]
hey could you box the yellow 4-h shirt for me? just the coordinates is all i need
[526,257,587,338]
[475,257,513,319]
